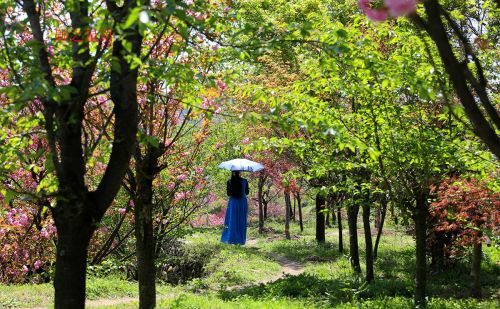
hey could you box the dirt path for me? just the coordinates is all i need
[228,237,305,289]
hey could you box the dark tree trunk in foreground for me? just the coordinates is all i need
[347,205,361,273]
[414,193,428,307]
[362,204,374,282]
[257,175,266,234]
[284,189,291,240]
[373,197,387,260]
[296,191,304,232]
[53,201,94,309]
[316,193,326,243]
[337,207,343,253]
[292,195,296,221]
[471,243,482,298]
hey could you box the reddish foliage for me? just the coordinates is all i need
[429,177,499,255]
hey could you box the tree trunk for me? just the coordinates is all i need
[414,193,428,307]
[292,195,296,221]
[134,149,160,309]
[315,193,326,243]
[374,207,381,229]
[373,197,387,260]
[263,201,268,220]
[337,206,343,253]
[53,203,93,309]
[284,189,291,240]
[471,243,482,298]
[362,204,374,282]
[258,176,265,234]
[296,191,304,232]
[347,204,361,273]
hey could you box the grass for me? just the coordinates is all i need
[1,209,499,308]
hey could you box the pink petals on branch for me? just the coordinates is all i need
[359,0,416,22]
[359,0,389,22]
[385,0,417,17]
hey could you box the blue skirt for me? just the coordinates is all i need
[221,196,248,245]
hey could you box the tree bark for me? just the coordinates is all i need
[373,197,387,260]
[284,189,291,240]
[53,200,93,309]
[414,192,428,307]
[292,195,296,221]
[471,243,482,298]
[337,206,343,253]
[362,204,374,282]
[134,149,160,309]
[296,191,304,232]
[315,193,326,243]
[347,204,361,273]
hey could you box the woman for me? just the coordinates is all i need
[221,171,249,245]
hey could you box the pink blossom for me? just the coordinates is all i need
[22,265,29,273]
[241,137,251,145]
[0,229,5,237]
[174,191,188,201]
[166,182,176,191]
[211,44,219,51]
[194,167,204,174]
[216,80,227,92]
[359,0,389,21]
[18,213,29,227]
[118,208,127,215]
[385,0,416,17]
[40,228,50,239]
[177,174,187,181]
[34,260,43,270]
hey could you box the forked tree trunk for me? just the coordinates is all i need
[296,191,304,232]
[471,242,482,298]
[337,207,343,253]
[347,204,361,273]
[284,190,291,240]
[362,204,374,282]
[315,193,326,243]
[373,197,387,260]
[414,193,428,307]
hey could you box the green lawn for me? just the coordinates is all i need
[1,212,499,308]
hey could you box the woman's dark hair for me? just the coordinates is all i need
[227,171,243,198]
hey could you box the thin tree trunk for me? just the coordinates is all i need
[135,152,158,309]
[362,204,374,282]
[292,195,296,221]
[316,193,326,243]
[284,189,291,240]
[374,207,381,229]
[471,242,482,298]
[257,176,265,234]
[296,191,304,232]
[414,193,428,307]
[347,204,361,273]
[373,197,387,260]
[337,206,343,253]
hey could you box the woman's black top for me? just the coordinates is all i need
[227,177,249,198]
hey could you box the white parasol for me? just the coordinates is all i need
[218,158,264,172]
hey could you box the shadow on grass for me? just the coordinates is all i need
[217,273,414,307]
